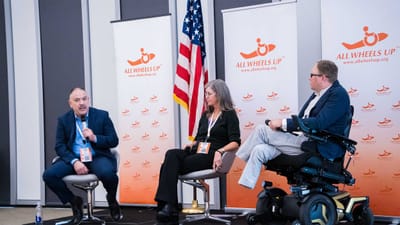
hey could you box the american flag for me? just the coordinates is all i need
[173,0,208,140]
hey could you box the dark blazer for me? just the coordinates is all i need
[55,107,119,164]
[286,80,350,159]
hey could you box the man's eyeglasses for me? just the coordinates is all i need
[310,73,323,78]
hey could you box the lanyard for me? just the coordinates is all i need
[206,112,221,140]
[76,121,87,144]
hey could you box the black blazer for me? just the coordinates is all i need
[55,107,119,164]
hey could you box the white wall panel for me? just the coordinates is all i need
[11,0,43,203]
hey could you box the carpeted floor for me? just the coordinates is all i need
[22,206,247,225]
[22,206,391,225]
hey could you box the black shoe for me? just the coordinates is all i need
[156,200,166,212]
[156,204,179,222]
[107,195,123,221]
[70,196,83,224]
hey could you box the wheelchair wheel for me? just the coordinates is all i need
[291,219,302,225]
[299,193,337,225]
[246,213,258,225]
[352,205,374,225]
[255,188,287,223]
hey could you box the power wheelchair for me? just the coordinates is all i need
[246,108,373,225]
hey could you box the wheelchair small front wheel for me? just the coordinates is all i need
[246,213,258,225]
[291,219,302,225]
[352,205,374,225]
[299,193,337,225]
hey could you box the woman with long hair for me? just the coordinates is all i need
[154,79,241,222]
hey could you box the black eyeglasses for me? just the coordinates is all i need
[310,73,323,78]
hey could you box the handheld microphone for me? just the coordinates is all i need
[81,115,88,129]
[81,115,89,143]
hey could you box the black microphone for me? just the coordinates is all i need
[81,115,88,129]
[81,116,88,143]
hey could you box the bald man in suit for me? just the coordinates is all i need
[43,87,122,224]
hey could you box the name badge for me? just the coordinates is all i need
[197,142,211,154]
[80,147,93,162]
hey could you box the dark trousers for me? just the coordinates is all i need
[154,149,213,205]
[43,155,118,204]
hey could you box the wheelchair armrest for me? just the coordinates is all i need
[292,115,329,144]
[317,130,357,145]
[291,115,358,154]
[291,115,321,138]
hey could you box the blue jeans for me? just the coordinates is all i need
[236,124,307,189]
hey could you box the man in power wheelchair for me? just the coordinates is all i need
[236,60,373,225]
[245,112,374,225]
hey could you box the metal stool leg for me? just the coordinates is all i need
[76,181,105,225]
[181,180,235,225]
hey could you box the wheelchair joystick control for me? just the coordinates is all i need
[262,181,273,189]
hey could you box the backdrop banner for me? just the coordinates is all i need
[222,1,298,209]
[112,15,176,205]
[321,0,400,216]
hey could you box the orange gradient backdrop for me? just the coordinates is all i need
[223,0,400,217]
[321,0,400,216]
[112,15,177,205]
[223,1,299,210]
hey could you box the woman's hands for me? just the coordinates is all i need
[213,142,239,170]
[183,141,197,152]
[213,149,224,170]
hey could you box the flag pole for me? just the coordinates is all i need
[174,0,209,215]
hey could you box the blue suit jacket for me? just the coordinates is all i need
[55,107,119,165]
[286,80,350,159]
